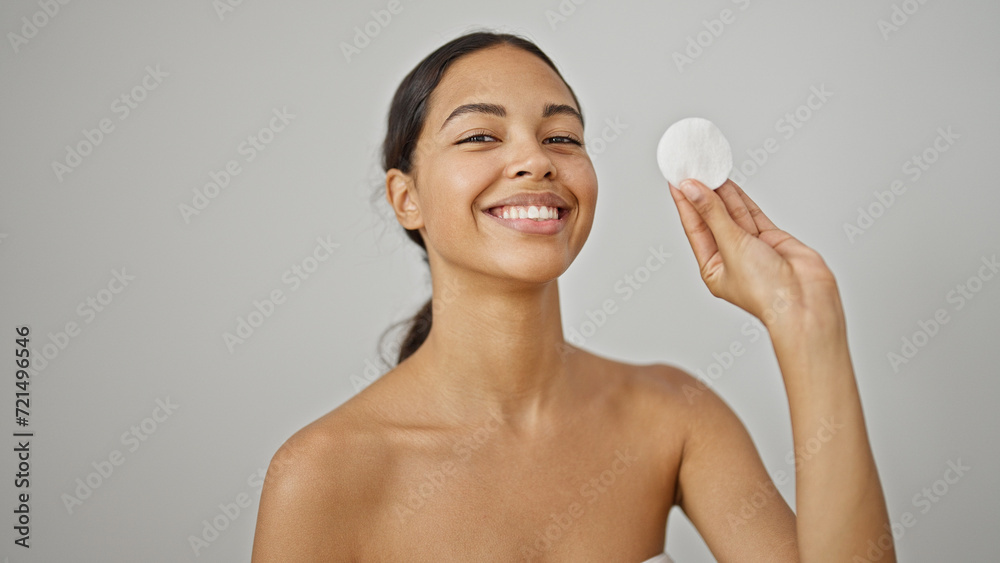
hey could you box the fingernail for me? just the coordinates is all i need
[678,180,702,203]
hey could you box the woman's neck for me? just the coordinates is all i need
[405,268,574,433]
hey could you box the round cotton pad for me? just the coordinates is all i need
[656,117,733,190]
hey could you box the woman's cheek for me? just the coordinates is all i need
[563,161,598,208]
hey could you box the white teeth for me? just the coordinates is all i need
[496,205,560,221]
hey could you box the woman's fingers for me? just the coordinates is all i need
[730,181,779,233]
[672,179,748,266]
[715,180,759,237]
[668,182,720,272]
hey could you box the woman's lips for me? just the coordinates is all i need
[482,205,568,235]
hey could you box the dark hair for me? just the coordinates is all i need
[379,29,583,365]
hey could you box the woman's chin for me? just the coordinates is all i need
[492,260,570,285]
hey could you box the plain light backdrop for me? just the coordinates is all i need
[1,0,998,561]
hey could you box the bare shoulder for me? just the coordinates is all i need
[579,347,719,417]
[624,356,743,424]
[606,356,798,559]
[623,358,758,458]
[579,350,752,465]
[251,390,393,562]
[631,360,705,401]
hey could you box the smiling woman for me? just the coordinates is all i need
[250,30,893,562]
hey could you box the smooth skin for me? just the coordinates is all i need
[251,44,892,562]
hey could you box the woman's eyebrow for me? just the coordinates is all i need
[439,102,583,132]
[541,103,583,127]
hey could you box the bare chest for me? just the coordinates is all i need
[363,418,679,561]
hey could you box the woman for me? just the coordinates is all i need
[252,30,893,562]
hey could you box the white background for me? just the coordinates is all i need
[1,0,998,561]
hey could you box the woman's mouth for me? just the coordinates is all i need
[483,205,569,234]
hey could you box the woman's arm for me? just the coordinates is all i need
[251,427,358,562]
[668,178,893,561]
[767,289,891,559]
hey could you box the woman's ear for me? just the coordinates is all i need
[385,168,423,231]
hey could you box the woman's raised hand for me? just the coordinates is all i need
[668,178,842,331]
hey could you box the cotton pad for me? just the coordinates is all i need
[656,117,733,190]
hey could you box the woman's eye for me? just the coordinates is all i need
[457,133,583,145]
[546,136,583,146]
[458,132,497,143]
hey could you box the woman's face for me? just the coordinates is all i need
[390,44,598,285]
